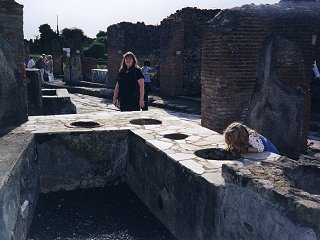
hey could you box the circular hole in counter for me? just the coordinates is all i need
[194,148,240,160]
[130,118,162,125]
[163,133,188,140]
[284,165,320,195]
[70,121,101,128]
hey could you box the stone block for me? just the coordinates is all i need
[91,69,108,84]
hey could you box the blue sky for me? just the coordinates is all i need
[16,0,279,39]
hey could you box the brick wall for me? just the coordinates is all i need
[201,2,320,157]
[160,8,220,97]
[0,0,27,128]
[159,19,184,96]
[107,22,160,88]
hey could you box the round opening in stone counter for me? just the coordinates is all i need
[194,148,240,160]
[130,118,162,125]
[164,133,188,140]
[284,165,320,195]
[70,121,101,128]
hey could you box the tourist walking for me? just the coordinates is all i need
[46,55,54,82]
[223,122,279,154]
[141,59,156,111]
[112,52,145,111]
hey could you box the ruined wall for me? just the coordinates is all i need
[0,0,28,128]
[63,33,83,82]
[107,22,160,88]
[160,8,220,97]
[82,57,97,81]
[201,2,320,157]
[36,131,128,192]
[51,39,62,75]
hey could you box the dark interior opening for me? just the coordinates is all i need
[70,121,101,128]
[42,89,56,96]
[163,133,188,140]
[28,184,175,239]
[194,148,240,160]
[130,119,162,125]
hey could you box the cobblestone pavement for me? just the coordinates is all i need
[69,93,201,124]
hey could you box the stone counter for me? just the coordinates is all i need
[1,109,319,239]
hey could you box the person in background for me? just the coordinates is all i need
[27,56,35,68]
[46,55,54,82]
[223,122,279,154]
[35,56,46,83]
[141,59,156,111]
[112,51,145,111]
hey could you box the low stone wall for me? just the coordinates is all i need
[91,69,108,85]
[127,132,319,240]
[42,88,76,115]
[0,133,39,240]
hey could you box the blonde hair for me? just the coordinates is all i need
[223,122,258,154]
[119,51,139,72]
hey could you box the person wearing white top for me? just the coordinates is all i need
[141,60,156,111]
[27,56,35,68]
[46,55,54,82]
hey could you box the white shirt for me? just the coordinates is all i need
[27,59,35,68]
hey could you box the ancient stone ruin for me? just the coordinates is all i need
[63,31,83,82]
[0,0,27,129]
[0,0,319,240]
[107,22,160,88]
[201,1,320,159]
[160,7,220,97]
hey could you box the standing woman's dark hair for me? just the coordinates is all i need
[112,51,145,111]
[119,52,139,72]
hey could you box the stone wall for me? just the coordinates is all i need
[107,22,160,88]
[127,132,319,240]
[160,8,220,97]
[51,39,62,75]
[0,133,39,240]
[63,33,83,82]
[0,0,28,128]
[26,69,43,116]
[36,131,128,192]
[82,57,97,81]
[201,2,320,158]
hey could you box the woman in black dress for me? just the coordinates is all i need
[112,52,145,111]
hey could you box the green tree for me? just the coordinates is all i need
[83,41,105,59]
[39,24,59,53]
[96,30,107,38]
[61,28,90,50]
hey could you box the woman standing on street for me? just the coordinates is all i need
[112,52,145,111]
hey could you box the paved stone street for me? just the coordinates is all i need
[69,92,201,124]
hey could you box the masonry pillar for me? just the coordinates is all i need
[0,0,28,129]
